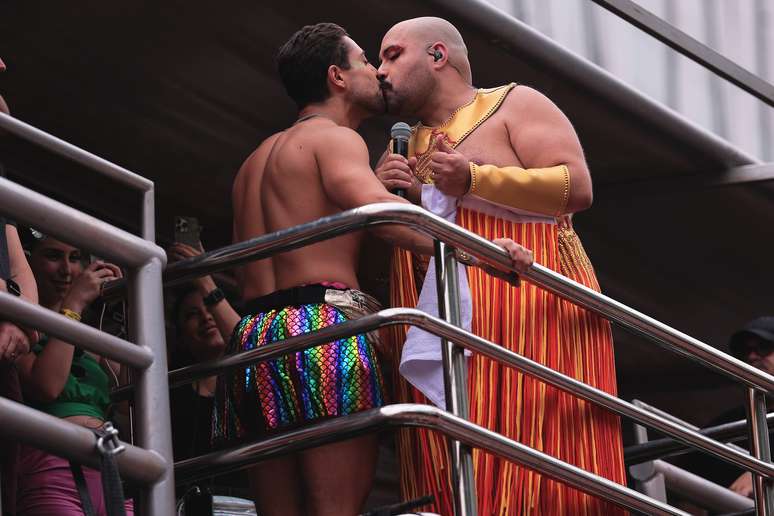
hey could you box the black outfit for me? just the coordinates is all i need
[170,385,249,500]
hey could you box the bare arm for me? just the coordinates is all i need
[7,225,37,305]
[16,262,118,403]
[505,86,592,213]
[317,127,433,255]
[0,225,38,362]
[168,243,242,339]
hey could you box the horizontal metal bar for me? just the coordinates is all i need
[176,404,688,516]
[626,413,774,465]
[102,203,774,392]
[0,112,154,191]
[0,396,166,485]
[522,264,774,392]
[587,0,774,108]
[630,459,754,512]
[429,0,758,168]
[0,292,152,369]
[0,177,165,268]
[117,307,774,478]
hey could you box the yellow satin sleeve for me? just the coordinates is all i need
[468,162,570,216]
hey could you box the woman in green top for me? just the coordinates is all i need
[14,231,132,515]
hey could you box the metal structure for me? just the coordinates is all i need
[0,111,175,515]
[107,202,772,514]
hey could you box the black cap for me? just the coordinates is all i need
[729,316,774,356]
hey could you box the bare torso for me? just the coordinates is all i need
[233,118,362,300]
[449,91,524,169]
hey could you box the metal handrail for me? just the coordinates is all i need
[630,459,754,513]
[0,111,156,240]
[104,202,774,393]
[626,413,774,465]
[587,0,774,108]
[113,308,774,478]
[0,397,165,485]
[0,176,164,267]
[0,146,174,511]
[175,404,688,516]
[0,292,152,369]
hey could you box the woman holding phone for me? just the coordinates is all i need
[14,229,133,516]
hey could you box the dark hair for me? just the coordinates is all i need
[277,23,351,109]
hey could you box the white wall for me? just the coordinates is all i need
[486,0,774,161]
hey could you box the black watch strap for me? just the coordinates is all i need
[203,287,225,307]
[6,278,21,297]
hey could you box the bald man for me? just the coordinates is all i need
[374,17,626,515]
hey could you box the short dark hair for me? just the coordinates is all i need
[277,23,351,109]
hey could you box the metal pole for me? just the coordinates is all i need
[434,241,478,516]
[141,189,155,242]
[175,404,689,516]
[0,112,154,192]
[113,307,774,477]
[746,388,774,515]
[129,258,175,515]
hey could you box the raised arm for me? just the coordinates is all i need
[317,126,433,255]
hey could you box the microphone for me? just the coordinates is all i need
[390,122,412,198]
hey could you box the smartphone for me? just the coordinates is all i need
[174,216,201,248]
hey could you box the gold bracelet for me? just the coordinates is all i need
[60,308,82,322]
[467,162,479,194]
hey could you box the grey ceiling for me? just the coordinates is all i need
[1,0,772,432]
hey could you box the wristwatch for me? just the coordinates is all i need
[203,287,225,307]
[6,278,21,297]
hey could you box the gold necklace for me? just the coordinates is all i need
[417,89,480,130]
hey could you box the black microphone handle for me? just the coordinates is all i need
[392,137,409,198]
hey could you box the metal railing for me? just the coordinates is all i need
[177,404,689,516]
[107,202,773,515]
[0,111,174,515]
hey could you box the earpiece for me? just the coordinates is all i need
[433,50,442,62]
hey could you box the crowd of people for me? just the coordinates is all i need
[0,17,768,516]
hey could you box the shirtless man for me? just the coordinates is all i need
[217,23,532,516]
[375,17,626,515]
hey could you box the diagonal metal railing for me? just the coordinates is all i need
[107,202,773,514]
[176,404,689,516]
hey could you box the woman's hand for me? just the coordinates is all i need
[168,243,217,293]
[62,262,122,313]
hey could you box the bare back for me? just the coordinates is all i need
[259,119,363,291]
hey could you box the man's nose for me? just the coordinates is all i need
[0,57,6,72]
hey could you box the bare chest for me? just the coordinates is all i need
[452,114,523,168]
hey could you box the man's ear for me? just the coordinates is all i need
[429,42,449,68]
[327,64,346,90]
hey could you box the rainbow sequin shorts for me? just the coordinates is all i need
[212,285,386,446]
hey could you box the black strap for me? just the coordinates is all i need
[69,461,96,516]
[69,423,128,516]
[100,450,127,516]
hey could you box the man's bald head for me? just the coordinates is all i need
[385,17,471,84]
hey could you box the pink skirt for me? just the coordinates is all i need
[16,445,134,516]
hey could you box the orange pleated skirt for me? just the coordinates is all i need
[388,207,627,515]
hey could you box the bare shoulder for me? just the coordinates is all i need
[233,132,283,192]
[502,84,566,119]
[311,123,370,164]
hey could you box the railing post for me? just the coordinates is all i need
[129,258,175,515]
[434,240,478,516]
[747,388,774,515]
